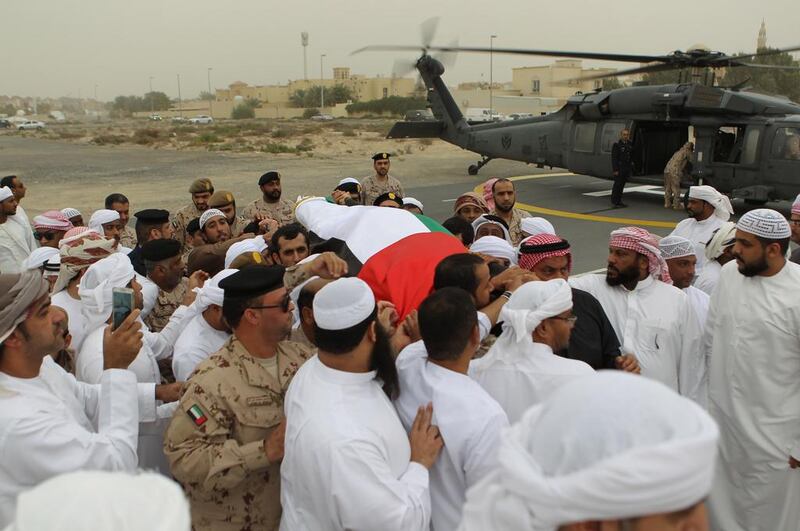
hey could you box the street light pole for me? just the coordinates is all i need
[320,54,326,109]
[177,74,183,118]
[490,34,497,120]
[207,67,213,115]
[149,76,154,114]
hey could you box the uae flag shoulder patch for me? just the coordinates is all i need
[187,404,208,426]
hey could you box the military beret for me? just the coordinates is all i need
[229,251,266,269]
[372,152,391,161]
[258,171,281,186]
[189,178,214,194]
[134,209,170,223]
[219,264,285,298]
[372,191,403,207]
[208,190,236,208]
[186,217,201,234]
[141,238,181,262]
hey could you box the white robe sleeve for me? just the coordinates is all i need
[476,311,491,342]
[145,306,193,360]
[328,440,431,531]
[2,369,140,483]
[463,412,509,489]
[677,295,706,406]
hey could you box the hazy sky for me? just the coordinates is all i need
[2,0,798,100]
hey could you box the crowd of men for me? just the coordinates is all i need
[0,154,798,531]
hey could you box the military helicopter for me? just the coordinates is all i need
[356,30,800,204]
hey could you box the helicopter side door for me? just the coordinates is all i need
[764,124,800,200]
[706,124,763,196]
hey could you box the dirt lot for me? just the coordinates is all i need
[0,120,526,220]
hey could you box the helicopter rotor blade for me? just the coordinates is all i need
[433,38,459,71]
[420,17,440,49]
[722,44,800,63]
[564,62,681,83]
[731,62,800,71]
[392,58,418,78]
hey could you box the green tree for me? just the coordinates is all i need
[199,91,215,101]
[1,103,16,116]
[346,96,428,116]
[231,105,255,119]
[289,85,354,107]
[602,78,624,91]
[720,48,800,102]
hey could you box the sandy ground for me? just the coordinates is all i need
[0,124,527,220]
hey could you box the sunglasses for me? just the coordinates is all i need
[249,293,291,313]
[550,314,578,325]
[34,231,58,241]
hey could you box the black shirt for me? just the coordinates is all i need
[557,288,621,369]
[611,140,633,174]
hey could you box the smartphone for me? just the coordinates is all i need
[112,287,135,329]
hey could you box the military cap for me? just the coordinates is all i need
[229,251,266,269]
[188,178,214,194]
[141,238,181,262]
[134,209,170,223]
[219,264,285,298]
[186,217,201,235]
[208,190,236,208]
[372,191,404,207]
[258,171,281,186]
[372,152,391,161]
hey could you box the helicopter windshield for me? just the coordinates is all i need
[770,127,800,161]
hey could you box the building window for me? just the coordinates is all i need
[531,79,540,93]
[383,88,388,98]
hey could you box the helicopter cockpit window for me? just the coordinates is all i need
[600,123,625,152]
[712,125,759,164]
[574,122,597,153]
[770,127,800,160]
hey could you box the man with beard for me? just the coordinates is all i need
[670,184,733,274]
[394,288,508,531]
[489,179,530,245]
[705,209,800,531]
[32,211,73,249]
[0,270,167,527]
[518,233,639,372]
[241,171,295,227]
[0,176,30,229]
[453,192,489,224]
[695,221,736,296]
[0,186,36,274]
[361,153,405,207]
[790,193,800,264]
[187,209,255,277]
[659,235,709,331]
[88,209,129,253]
[165,265,314,531]
[270,223,310,267]
[208,190,247,237]
[105,193,137,249]
[141,239,189,333]
[173,178,214,252]
[280,277,443,531]
[128,209,174,276]
[570,227,704,403]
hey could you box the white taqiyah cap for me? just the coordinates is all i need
[337,177,360,186]
[736,208,791,239]
[61,207,82,219]
[199,208,225,229]
[313,277,376,330]
[0,186,13,202]
[403,197,424,211]
[658,235,695,259]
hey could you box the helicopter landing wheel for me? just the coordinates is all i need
[468,164,479,176]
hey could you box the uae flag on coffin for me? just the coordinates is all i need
[295,198,466,319]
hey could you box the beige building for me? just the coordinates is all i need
[512,60,616,101]
[215,68,416,106]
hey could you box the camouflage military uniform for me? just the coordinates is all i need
[120,225,137,249]
[664,144,692,209]
[164,337,313,531]
[172,203,204,252]
[241,198,295,228]
[490,207,531,246]
[361,174,405,206]
[229,215,248,238]
[144,277,188,333]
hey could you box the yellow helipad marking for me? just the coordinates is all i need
[476,172,678,229]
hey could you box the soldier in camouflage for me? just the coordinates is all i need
[489,178,531,246]
[172,178,215,252]
[241,171,295,227]
[140,238,191,333]
[164,265,314,531]
[361,152,405,206]
[663,142,694,210]
[208,190,248,237]
[105,193,137,248]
